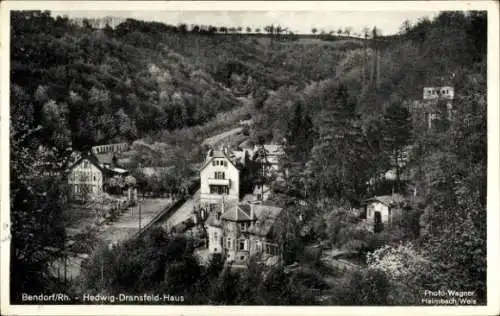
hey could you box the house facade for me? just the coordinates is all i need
[409,86,455,130]
[67,156,105,200]
[205,199,282,265]
[199,144,284,265]
[67,152,132,201]
[200,148,241,209]
[253,183,271,202]
[362,194,406,231]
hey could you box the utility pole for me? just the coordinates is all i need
[64,252,67,284]
[100,252,104,290]
[139,198,142,232]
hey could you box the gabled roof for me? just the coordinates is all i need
[200,149,240,171]
[67,151,129,176]
[247,204,283,237]
[365,194,406,207]
[221,203,253,221]
[67,152,105,173]
[205,201,283,237]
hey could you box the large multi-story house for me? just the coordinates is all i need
[67,143,131,200]
[199,144,284,265]
[199,147,243,209]
[205,198,283,265]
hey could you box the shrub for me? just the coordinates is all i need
[336,269,391,305]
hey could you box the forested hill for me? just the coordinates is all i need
[10,11,486,158]
[10,11,355,153]
[11,11,241,152]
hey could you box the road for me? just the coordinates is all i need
[54,198,172,280]
[161,190,200,230]
[97,198,172,243]
[202,127,242,147]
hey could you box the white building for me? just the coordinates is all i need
[67,156,105,199]
[423,86,454,100]
[362,194,406,230]
[200,147,241,209]
[67,152,131,201]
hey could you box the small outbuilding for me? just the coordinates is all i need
[361,194,406,231]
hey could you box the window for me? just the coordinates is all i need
[210,185,228,195]
[257,194,262,200]
[93,176,96,181]
[212,161,216,166]
[240,222,250,231]
[226,238,232,249]
[239,239,249,251]
[83,160,89,168]
[214,172,225,179]
[256,242,262,252]
[265,244,271,254]
[223,161,228,167]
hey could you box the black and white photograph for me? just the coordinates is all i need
[1,1,499,315]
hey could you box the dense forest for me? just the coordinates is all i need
[10,10,487,305]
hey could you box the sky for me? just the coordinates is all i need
[52,10,441,35]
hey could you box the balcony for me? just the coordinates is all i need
[207,178,230,186]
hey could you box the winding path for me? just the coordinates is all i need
[201,127,242,147]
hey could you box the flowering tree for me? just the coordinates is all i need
[367,243,429,281]
[367,242,431,304]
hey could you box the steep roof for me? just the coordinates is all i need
[205,200,283,237]
[199,148,240,171]
[221,203,253,221]
[67,152,105,173]
[67,151,129,176]
[247,204,283,237]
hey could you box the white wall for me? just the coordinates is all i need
[366,201,390,223]
[207,225,223,253]
[68,159,103,196]
[200,157,239,205]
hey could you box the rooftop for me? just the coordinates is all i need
[365,194,406,207]
[206,200,283,237]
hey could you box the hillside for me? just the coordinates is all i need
[9,9,488,306]
[11,12,242,152]
[11,12,367,154]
